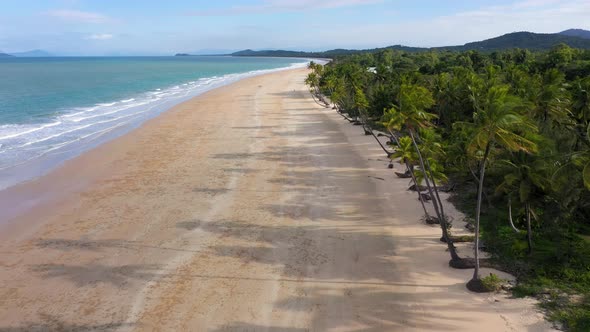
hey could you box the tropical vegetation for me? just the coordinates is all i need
[306,44,590,331]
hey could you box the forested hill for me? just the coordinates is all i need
[230,45,426,58]
[449,31,590,51]
[560,29,590,39]
[229,30,590,58]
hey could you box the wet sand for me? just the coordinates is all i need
[0,68,554,331]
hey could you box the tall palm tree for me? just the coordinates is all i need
[495,155,549,254]
[390,136,430,219]
[389,84,465,265]
[394,85,445,221]
[462,85,538,291]
[417,128,450,225]
[527,69,572,127]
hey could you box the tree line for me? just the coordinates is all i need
[306,45,590,331]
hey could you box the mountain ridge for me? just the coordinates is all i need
[219,30,590,58]
[559,29,590,40]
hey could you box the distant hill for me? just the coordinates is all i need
[174,29,590,59]
[10,49,52,57]
[444,31,590,51]
[559,29,590,40]
[231,49,329,58]
[0,52,13,57]
[225,30,590,59]
[231,45,427,58]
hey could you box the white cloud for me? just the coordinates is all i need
[45,9,110,23]
[187,0,383,15]
[305,0,590,48]
[86,33,113,40]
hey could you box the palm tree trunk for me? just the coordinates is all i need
[409,130,442,219]
[386,129,429,218]
[526,203,533,254]
[508,198,521,233]
[368,130,391,156]
[388,130,401,146]
[424,156,447,222]
[409,129,461,261]
[406,161,430,219]
[472,142,491,282]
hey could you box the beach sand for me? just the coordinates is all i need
[0,68,554,331]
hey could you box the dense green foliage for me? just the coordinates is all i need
[307,44,590,330]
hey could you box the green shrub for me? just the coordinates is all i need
[481,273,505,292]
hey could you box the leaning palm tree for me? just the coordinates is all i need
[389,84,466,266]
[393,85,446,225]
[461,84,538,292]
[417,128,450,226]
[390,136,430,219]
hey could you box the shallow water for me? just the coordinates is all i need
[0,56,309,190]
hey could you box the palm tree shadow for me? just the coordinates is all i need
[30,263,161,287]
[0,314,131,332]
[209,324,307,332]
[34,238,202,254]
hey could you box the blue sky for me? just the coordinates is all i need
[1,0,589,55]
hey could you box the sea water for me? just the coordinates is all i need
[0,56,309,190]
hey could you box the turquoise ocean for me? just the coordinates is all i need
[0,56,309,190]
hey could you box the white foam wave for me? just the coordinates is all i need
[0,59,311,189]
[0,121,61,140]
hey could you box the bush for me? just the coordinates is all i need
[481,273,505,292]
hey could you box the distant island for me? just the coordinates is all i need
[176,29,590,58]
[0,49,53,57]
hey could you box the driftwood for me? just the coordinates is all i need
[408,184,428,192]
[420,193,432,201]
[395,171,412,178]
[425,216,440,224]
[438,184,456,193]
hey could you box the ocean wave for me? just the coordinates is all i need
[0,121,62,140]
[0,59,310,190]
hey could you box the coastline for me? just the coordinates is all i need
[0,62,309,224]
[0,58,310,193]
[0,67,553,331]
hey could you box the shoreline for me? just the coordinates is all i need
[0,64,309,225]
[0,59,310,193]
[0,67,553,331]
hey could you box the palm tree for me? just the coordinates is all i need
[390,136,430,219]
[416,128,450,227]
[527,69,572,127]
[389,84,465,265]
[394,85,444,220]
[495,155,549,254]
[572,77,590,124]
[462,85,538,291]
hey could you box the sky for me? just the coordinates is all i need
[0,0,589,55]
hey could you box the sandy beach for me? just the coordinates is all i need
[0,68,554,331]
